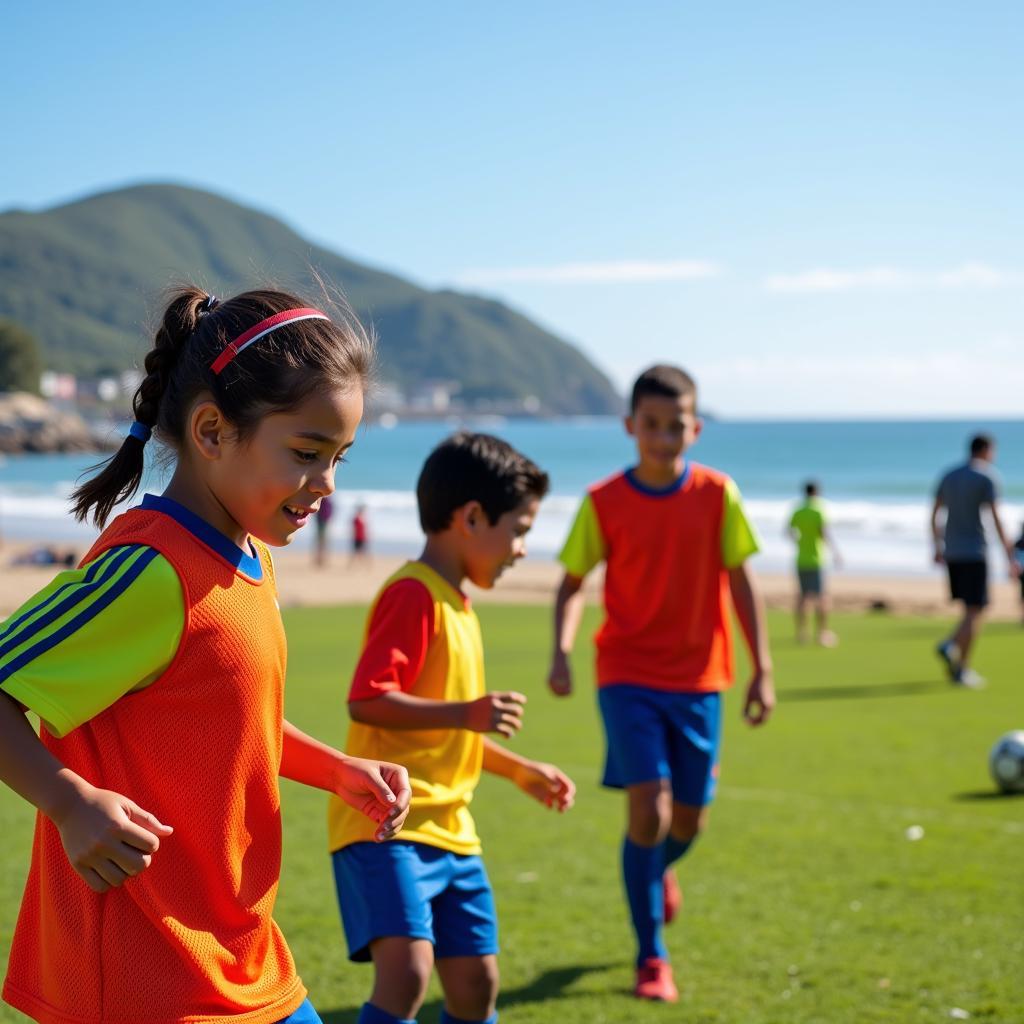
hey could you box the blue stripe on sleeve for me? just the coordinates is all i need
[0,546,124,647]
[0,548,161,687]
[0,546,141,661]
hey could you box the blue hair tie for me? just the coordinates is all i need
[128,421,152,444]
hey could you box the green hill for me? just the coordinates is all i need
[0,184,620,415]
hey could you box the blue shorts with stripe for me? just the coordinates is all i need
[598,684,722,806]
[332,840,499,962]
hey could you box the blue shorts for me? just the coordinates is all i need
[332,840,499,962]
[598,684,722,806]
[277,999,322,1024]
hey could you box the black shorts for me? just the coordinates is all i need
[797,568,823,596]
[947,560,988,608]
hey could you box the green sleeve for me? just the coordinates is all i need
[558,494,607,579]
[721,478,761,569]
[0,546,184,738]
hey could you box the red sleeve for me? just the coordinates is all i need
[348,579,435,701]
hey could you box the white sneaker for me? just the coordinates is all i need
[953,667,986,689]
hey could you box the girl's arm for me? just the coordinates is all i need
[548,572,585,696]
[0,690,172,892]
[728,561,775,726]
[481,736,575,812]
[280,719,411,841]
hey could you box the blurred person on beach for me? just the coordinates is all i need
[1015,523,1024,624]
[330,432,574,1024]
[788,480,842,646]
[10,545,77,568]
[350,502,370,565]
[313,494,334,567]
[547,364,773,1003]
[932,433,1020,688]
[0,286,411,1024]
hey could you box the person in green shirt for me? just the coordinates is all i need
[788,481,842,646]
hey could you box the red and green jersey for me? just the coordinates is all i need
[559,464,759,692]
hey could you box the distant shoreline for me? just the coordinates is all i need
[2,541,1021,623]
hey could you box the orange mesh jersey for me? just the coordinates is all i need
[3,499,306,1024]
[559,464,760,692]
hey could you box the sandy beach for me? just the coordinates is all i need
[2,541,1021,622]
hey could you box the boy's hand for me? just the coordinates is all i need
[547,652,573,697]
[513,760,576,811]
[334,756,412,842]
[743,669,775,726]
[52,782,173,893]
[466,692,526,738]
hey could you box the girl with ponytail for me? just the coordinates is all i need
[0,286,411,1024]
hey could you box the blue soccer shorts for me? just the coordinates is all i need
[332,840,499,962]
[598,684,722,806]
[276,999,322,1023]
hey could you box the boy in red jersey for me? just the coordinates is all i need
[547,365,774,1003]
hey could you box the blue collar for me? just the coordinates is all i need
[139,494,264,580]
[624,462,691,497]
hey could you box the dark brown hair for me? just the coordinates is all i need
[969,433,994,457]
[72,285,374,527]
[630,364,697,413]
[416,432,549,533]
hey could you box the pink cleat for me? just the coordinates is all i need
[634,957,679,1002]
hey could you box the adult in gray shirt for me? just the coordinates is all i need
[931,433,1019,687]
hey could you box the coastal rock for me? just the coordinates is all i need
[0,392,98,453]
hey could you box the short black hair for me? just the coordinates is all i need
[416,432,550,533]
[970,433,994,457]
[630,364,697,413]
[804,480,819,497]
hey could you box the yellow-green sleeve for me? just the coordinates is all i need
[558,494,607,579]
[721,478,761,569]
[0,546,184,737]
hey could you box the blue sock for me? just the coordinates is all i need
[622,837,668,965]
[663,834,693,868]
[357,1004,416,1024]
[439,1012,498,1024]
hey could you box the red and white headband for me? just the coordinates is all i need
[210,307,331,375]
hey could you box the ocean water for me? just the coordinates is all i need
[1,418,1022,576]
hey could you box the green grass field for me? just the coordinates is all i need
[2,606,1022,1023]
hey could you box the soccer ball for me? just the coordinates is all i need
[989,731,1024,794]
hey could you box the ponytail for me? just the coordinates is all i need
[71,281,372,529]
[70,287,212,527]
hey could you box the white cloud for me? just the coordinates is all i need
[453,259,722,286]
[764,262,1024,293]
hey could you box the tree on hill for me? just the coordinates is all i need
[0,319,42,394]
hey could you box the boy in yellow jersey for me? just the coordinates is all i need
[329,433,575,1024]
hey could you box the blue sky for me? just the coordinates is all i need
[4,2,1023,416]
